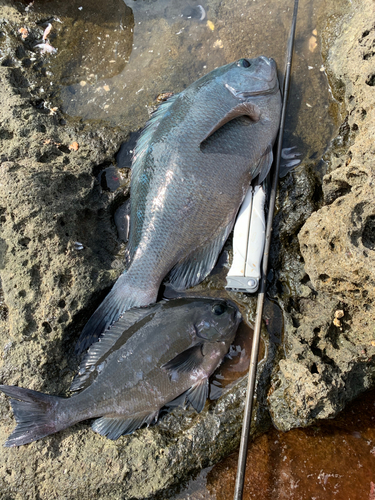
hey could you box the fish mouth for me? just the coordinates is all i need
[224,83,279,99]
[259,55,276,68]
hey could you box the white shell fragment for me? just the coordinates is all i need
[197,5,206,21]
[43,23,52,41]
[34,42,57,54]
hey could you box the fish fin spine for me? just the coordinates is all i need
[0,385,64,447]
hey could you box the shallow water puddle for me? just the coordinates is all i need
[32,0,347,163]
[172,388,375,499]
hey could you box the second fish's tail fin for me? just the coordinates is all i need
[75,273,158,356]
[0,385,62,447]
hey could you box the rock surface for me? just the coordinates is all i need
[0,3,272,498]
[268,0,375,430]
[0,0,374,498]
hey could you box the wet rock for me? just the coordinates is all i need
[268,0,375,431]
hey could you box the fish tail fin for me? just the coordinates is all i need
[75,273,158,355]
[0,385,63,447]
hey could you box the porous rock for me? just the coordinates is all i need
[268,0,375,431]
[0,5,270,499]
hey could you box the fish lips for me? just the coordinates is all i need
[225,297,243,326]
[259,55,276,70]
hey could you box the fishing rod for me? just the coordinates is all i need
[233,1,299,499]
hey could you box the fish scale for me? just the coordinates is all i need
[0,298,241,446]
[76,56,281,355]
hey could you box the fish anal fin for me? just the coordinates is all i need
[167,219,234,291]
[201,101,261,143]
[186,378,209,413]
[163,392,188,410]
[162,344,205,375]
[92,411,158,440]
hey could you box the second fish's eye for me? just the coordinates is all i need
[212,303,227,315]
[238,58,251,68]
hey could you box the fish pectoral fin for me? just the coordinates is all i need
[162,343,205,375]
[166,219,234,291]
[252,144,274,185]
[200,101,261,143]
[186,378,209,413]
[92,411,158,440]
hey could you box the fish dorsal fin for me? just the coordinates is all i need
[92,411,158,440]
[201,101,261,143]
[126,93,180,263]
[131,93,179,191]
[162,343,205,375]
[252,145,274,184]
[166,217,235,291]
[70,305,159,392]
[186,378,209,413]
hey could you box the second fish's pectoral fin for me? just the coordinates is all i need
[186,378,209,413]
[92,411,158,440]
[162,343,205,374]
[252,145,273,184]
[167,219,234,291]
[71,304,160,392]
[201,101,261,143]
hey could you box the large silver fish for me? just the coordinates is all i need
[77,56,281,353]
[0,298,241,447]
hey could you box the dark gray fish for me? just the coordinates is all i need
[0,298,241,447]
[77,56,281,353]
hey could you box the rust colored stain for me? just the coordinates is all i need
[206,389,375,500]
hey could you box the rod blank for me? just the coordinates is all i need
[233,1,299,499]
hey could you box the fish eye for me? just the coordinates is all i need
[212,303,227,315]
[237,58,251,68]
